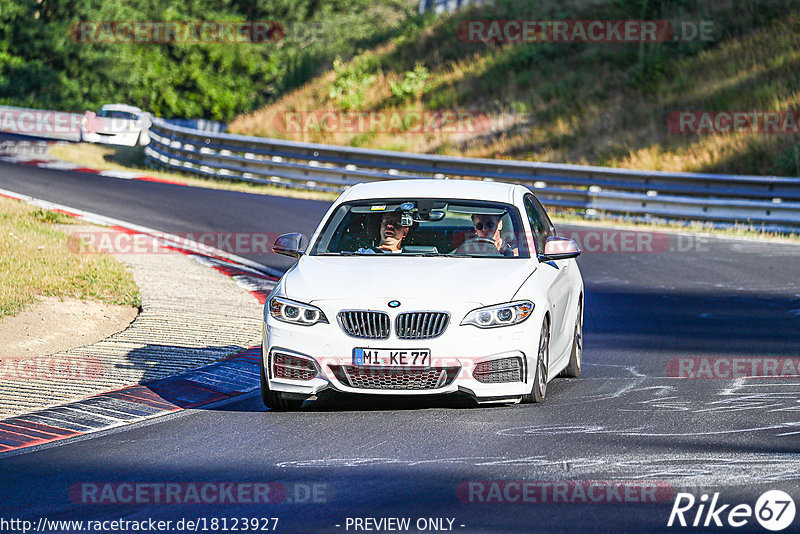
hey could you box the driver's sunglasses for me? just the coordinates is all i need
[474,221,495,231]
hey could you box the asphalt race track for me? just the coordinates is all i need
[1,159,800,533]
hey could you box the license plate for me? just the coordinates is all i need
[353,348,431,368]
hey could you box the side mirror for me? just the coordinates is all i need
[538,236,581,262]
[273,233,304,258]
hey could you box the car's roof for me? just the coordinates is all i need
[340,179,526,204]
[99,104,144,114]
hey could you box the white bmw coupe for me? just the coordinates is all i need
[262,179,584,410]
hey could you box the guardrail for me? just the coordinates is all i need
[145,118,800,230]
[418,0,489,15]
[0,105,83,142]
[3,103,795,230]
[5,101,795,229]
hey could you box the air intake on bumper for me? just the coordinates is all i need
[473,357,523,383]
[272,353,317,381]
[331,366,460,390]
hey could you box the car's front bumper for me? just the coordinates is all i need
[262,304,540,400]
[81,130,141,147]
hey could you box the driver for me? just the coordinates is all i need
[377,212,409,252]
[471,213,516,256]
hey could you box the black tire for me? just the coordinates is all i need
[561,301,583,378]
[260,357,304,411]
[522,318,549,403]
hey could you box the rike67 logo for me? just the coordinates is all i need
[668,490,796,531]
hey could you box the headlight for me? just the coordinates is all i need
[461,301,534,328]
[269,297,328,326]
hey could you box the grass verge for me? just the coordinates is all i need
[0,196,141,318]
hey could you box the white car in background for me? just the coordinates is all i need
[80,104,150,147]
[262,179,584,410]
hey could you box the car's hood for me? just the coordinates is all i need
[282,256,535,305]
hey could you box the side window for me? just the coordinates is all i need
[523,195,552,254]
[531,196,556,236]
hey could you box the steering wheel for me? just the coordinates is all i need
[350,238,385,254]
[453,237,502,256]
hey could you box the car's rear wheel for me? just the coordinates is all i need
[523,318,549,403]
[561,301,582,378]
[260,357,304,411]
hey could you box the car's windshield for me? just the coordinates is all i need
[97,110,138,120]
[310,198,530,258]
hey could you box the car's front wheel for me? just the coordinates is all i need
[260,358,304,411]
[523,318,549,403]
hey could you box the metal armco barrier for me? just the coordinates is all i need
[145,118,800,230]
[0,105,83,142]
[417,0,489,15]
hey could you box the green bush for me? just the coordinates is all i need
[328,54,381,110]
[389,63,429,103]
[0,0,409,121]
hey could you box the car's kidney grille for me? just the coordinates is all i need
[338,311,390,339]
[395,312,449,339]
[333,366,459,390]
